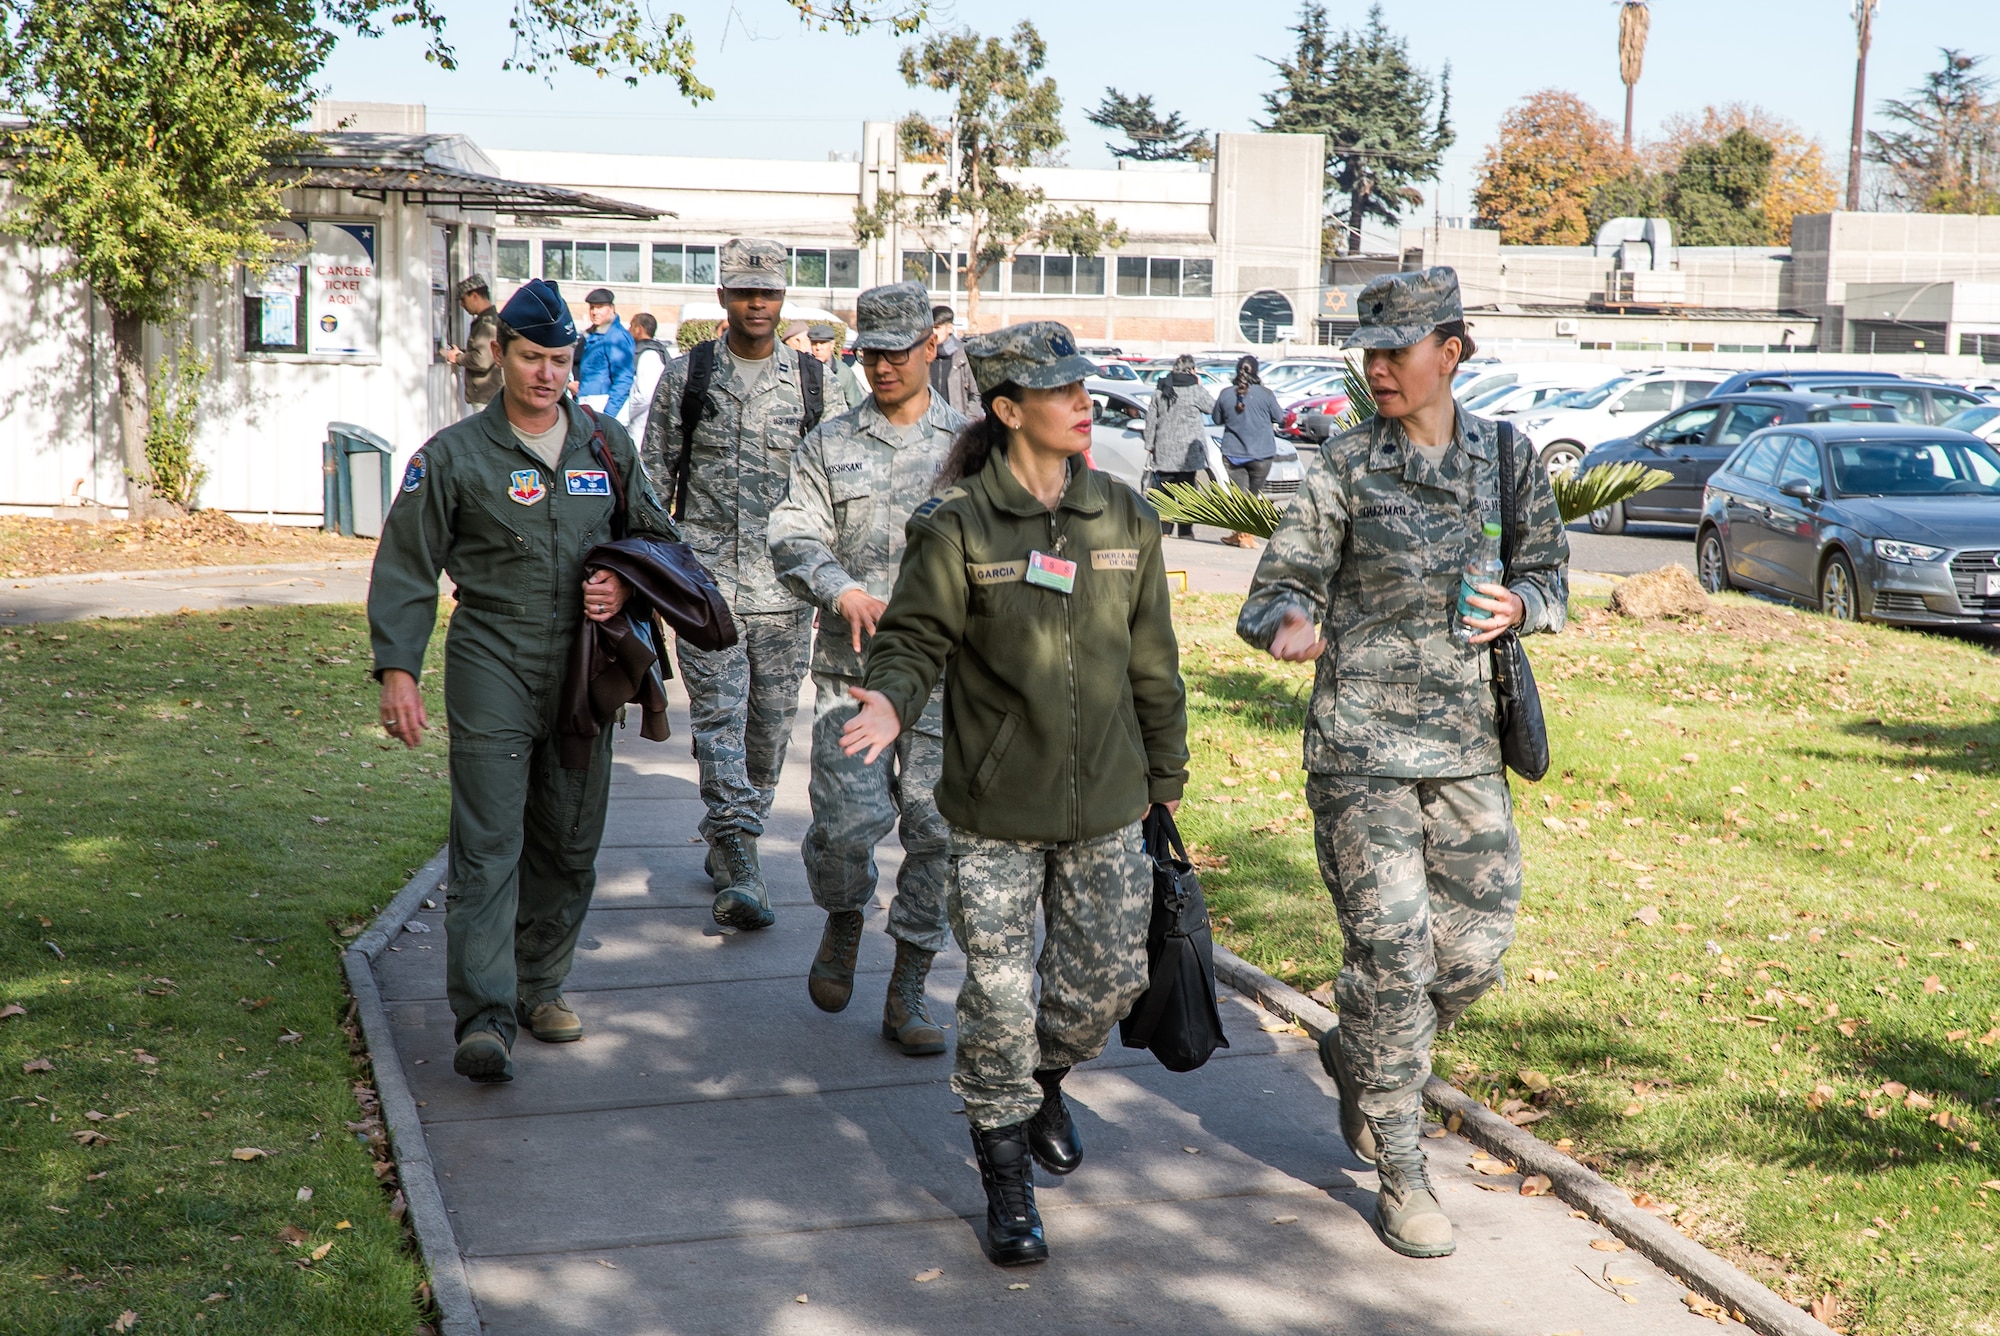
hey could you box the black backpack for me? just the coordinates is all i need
[671,339,823,520]
[1119,805,1230,1072]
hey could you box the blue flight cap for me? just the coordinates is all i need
[499,278,577,349]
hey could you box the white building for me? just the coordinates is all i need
[482,122,1327,354]
[0,107,654,523]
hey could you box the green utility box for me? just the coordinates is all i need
[324,422,395,539]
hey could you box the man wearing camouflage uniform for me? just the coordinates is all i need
[767,281,967,1054]
[641,238,822,930]
[1237,268,1568,1258]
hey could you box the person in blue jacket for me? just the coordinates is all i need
[575,286,636,417]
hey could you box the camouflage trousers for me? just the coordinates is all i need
[947,819,1152,1131]
[802,673,950,953]
[676,609,813,841]
[1308,773,1522,1122]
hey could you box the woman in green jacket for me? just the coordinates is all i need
[841,321,1189,1268]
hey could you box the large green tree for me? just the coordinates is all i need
[0,1,926,515]
[1665,126,1776,244]
[1086,88,1212,162]
[857,21,1122,328]
[1868,48,2000,214]
[1259,2,1452,256]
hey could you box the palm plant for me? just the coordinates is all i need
[1618,1,1651,155]
[1145,350,1669,537]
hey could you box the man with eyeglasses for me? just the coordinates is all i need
[768,280,968,1054]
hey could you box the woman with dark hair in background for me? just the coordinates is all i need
[1211,354,1282,548]
[839,321,1188,1268]
[1141,353,1215,538]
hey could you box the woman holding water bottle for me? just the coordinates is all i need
[1235,267,1568,1260]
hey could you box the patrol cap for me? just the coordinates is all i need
[718,237,789,291]
[806,323,839,343]
[851,280,932,350]
[498,278,577,349]
[582,286,616,306]
[1342,266,1463,350]
[453,272,490,300]
[964,320,1098,393]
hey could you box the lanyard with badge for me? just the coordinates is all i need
[1025,533,1076,595]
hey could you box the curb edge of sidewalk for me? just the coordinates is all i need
[343,846,482,1336]
[1211,945,1837,1336]
[6,559,374,590]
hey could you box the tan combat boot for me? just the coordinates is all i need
[519,995,583,1043]
[1368,1114,1455,1257]
[881,940,946,1055]
[808,910,865,1013]
[1316,1028,1378,1165]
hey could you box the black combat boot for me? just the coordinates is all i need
[1316,1028,1378,1165]
[1026,1066,1082,1175]
[808,910,865,1013]
[709,832,773,930]
[1367,1113,1455,1258]
[970,1121,1048,1266]
[879,939,947,1054]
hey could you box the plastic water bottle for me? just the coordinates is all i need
[1456,521,1505,643]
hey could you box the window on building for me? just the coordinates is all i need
[828,247,860,289]
[783,247,859,288]
[542,240,572,280]
[901,250,997,293]
[651,243,717,286]
[1116,255,1147,297]
[244,221,308,354]
[1114,254,1214,298]
[542,240,639,285]
[1010,253,1107,296]
[496,239,531,281]
[1238,290,1295,344]
[429,223,458,361]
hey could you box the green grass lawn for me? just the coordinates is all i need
[0,607,449,1335]
[1171,590,2000,1336]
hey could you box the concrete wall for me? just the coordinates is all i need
[0,186,471,520]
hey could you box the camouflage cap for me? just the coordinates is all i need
[964,320,1097,393]
[718,237,789,291]
[851,280,933,350]
[1342,266,1463,350]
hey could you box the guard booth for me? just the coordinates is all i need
[324,422,395,538]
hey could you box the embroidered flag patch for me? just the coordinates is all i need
[507,469,546,506]
[401,453,426,493]
[565,469,611,496]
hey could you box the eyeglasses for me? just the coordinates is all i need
[858,344,923,366]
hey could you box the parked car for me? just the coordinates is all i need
[1463,378,1601,417]
[1090,359,1140,382]
[1084,380,1304,499]
[1709,371,1984,425]
[1263,358,1348,393]
[1696,422,2000,626]
[1454,361,1604,406]
[1288,392,1351,442]
[1579,392,1900,533]
[1942,403,2000,439]
[1513,368,1730,472]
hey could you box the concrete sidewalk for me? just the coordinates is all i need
[0,560,373,624]
[371,681,1707,1335]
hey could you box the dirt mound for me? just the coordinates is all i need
[1608,565,1709,620]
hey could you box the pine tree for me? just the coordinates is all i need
[1258,2,1453,255]
[1086,89,1212,162]
[1867,49,2000,214]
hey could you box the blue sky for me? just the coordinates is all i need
[320,0,2000,240]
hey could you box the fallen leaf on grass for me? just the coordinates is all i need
[230,1148,267,1162]
[70,1129,109,1146]
[310,816,330,826]
[1805,1083,1837,1111]
[1836,1018,1861,1037]
[1947,1029,1970,1041]
[308,1242,332,1263]
[296,1186,312,1203]
[912,1268,942,1283]
[1632,906,1661,927]
[1981,1180,2000,1191]
[21,1057,52,1074]
[277,1225,309,1245]
[1524,968,1559,984]
[1520,1174,1552,1197]
[111,1313,137,1333]
[1811,1293,1840,1322]
[1903,1092,1934,1111]
[1505,1107,1550,1127]
[1589,1238,1627,1252]
[1519,1069,1551,1092]
[0,1003,24,1021]
[277,1030,303,1044]
[84,1110,108,1123]
[388,1192,407,1222]
[334,1220,350,1230]
[1622,1101,1645,1117]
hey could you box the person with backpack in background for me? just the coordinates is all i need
[621,311,670,442]
[839,322,1188,1268]
[929,304,978,417]
[1236,268,1568,1260]
[640,238,826,929]
[1211,354,1282,549]
[1141,353,1215,538]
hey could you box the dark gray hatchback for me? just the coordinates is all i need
[1695,422,2000,627]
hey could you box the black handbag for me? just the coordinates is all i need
[1119,805,1230,1072]
[1493,422,1551,782]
